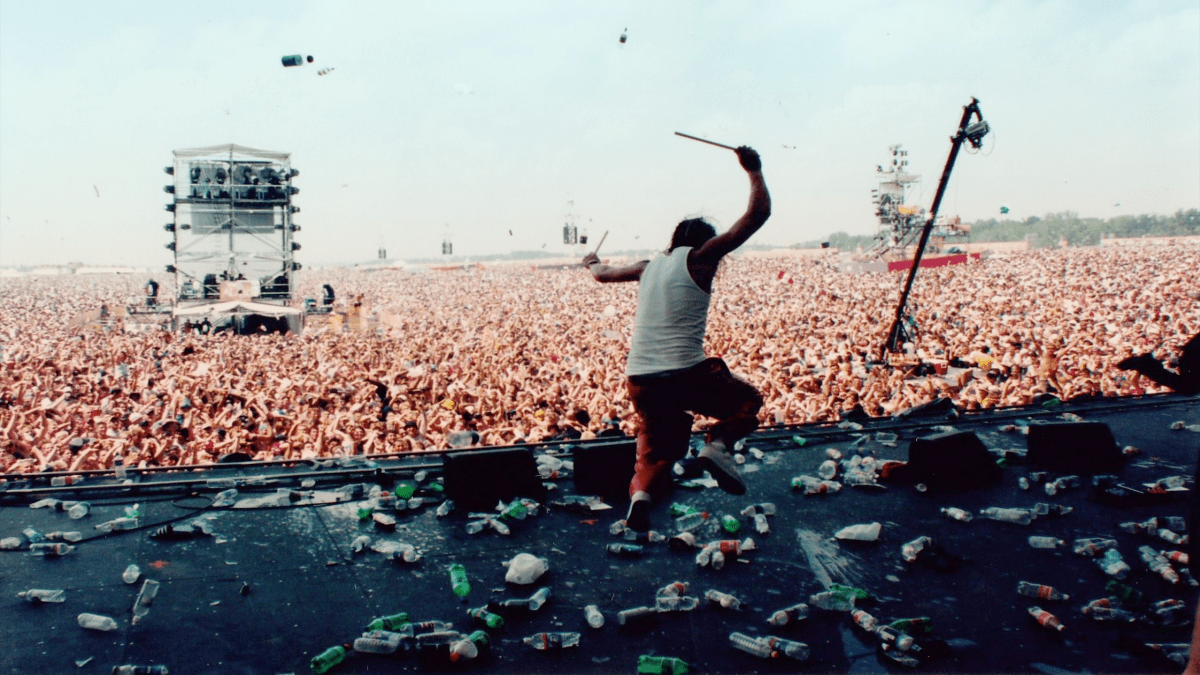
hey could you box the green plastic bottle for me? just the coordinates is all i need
[638,654,690,674]
[310,645,346,674]
[449,563,471,598]
[468,605,504,629]
[829,583,873,603]
[888,616,933,634]
[499,500,528,520]
[720,514,740,534]
[395,482,416,500]
[792,435,807,446]
[366,612,409,632]
[668,503,700,518]
[356,507,373,520]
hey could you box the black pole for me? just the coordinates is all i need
[881,98,983,360]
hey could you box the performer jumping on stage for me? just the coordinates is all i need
[582,145,771,532]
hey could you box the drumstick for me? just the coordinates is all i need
[674,131,737,151]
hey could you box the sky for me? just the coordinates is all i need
[1,0,1197,267]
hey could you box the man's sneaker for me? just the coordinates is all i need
[699,445,747,495]
[626,498,652,533]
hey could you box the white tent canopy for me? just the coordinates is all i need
[173,300,300,318]
[173,300,302,334]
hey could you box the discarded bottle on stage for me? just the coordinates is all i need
[527,586,551,610]
[719,514,740,534]
[524,632,580,650]
[624,530,666,544]
[1028,536,1065,549]
[1017,581,1069,601]
[875,624,916,650]
[77,613,119,631]
[656,581,689,598]
[618,606,659,625]
[1072,537,1117,556]
[791,475,841,495]
[668,532,697,551]
[504,552,549,584]
[1097,549,1132,579]
[607,543,645,557]
[366,612,410,632]
[1163,550,1189,566]
[1139,546,1181,584]
[704,589,742,610]
[850,609,878,631]
[888,616,933,634]
[818,460,838,480]
[637,654,689,674]
[399,620,453,637]
[767,602,809,626]
[655,595,699,612]
[741,503,776,517]
[834,522,881,541]
[18,589,65,603]
[310,645,346,675]
[763,635,810,660]
[354,634,403,654]
[96,517,139,533]
[1082,599,1137,622]
[979,507,1034,525]
[1033,503,1073,517]
[132,579,160,624]
[449,563,471,598]
[728,632,773,658]
[1028,606,1064,632]
[68,502,90,519]
[123,564,141,584]
[901,536,932,562]
[940,507,973,522]
[809,590,855,611]
[674,511,710,532]
[1158,528,1188,545]
[468,606,504,629]
[584,604,605,628]
[112,667,169,675]
[1105,580,1146,606]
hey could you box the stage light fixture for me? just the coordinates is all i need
[163,185,174,194]
[165,242,175,251]
[165,204,175,212]
[164,166,174,175]
[292,262,302,271]
[290,224,300,232]
[163,223,175,232]
[965,120,990,148]
[290,206,300,213]
[165,265,176,273]
[291,242,301,251]
[288,186,300,195]
[181,223,191,230]
[290,169,299,178]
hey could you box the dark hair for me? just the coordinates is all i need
[668,218,716,253]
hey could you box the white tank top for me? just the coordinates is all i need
[626,247,711,376]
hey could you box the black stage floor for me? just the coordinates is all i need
[2,394,1199,675]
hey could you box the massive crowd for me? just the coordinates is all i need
[1,244,1197,474]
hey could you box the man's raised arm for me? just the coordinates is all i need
[582,253,648,283]
[694,146,771,263]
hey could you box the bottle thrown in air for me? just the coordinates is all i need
[1028,536,1065,550]
[941,507,973,522]
[767,602,809,626]
[979,507,1034,525]
[77,613,119,631]
[1017,581,1069,601]
[524,632,580,650]
[1028,606,1064,632]
[18,589,65,603]
[584,604,604,628]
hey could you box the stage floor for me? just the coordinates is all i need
[2,394,1199,674]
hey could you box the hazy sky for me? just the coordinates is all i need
[1,1,1197,266]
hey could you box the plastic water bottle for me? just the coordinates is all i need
[979,507,1034,525]
[1139,545,1180,584]
[941,507,973,522]
[656,581,689,598]
[1163,550,1189,565]
[96,517,139,533]
[112,666,169,675]
[1096,549,1131,579]
[366,612,410,632]
[114,455,127,480]
[1158,529,1188,545]
[132,579,160,624]
[45,531,82,542]
[68,502,90,519]
[808,590,854,611]
[874,625,916,650]
[1028,536,1065,550]
[791,475,841,495]
[607,543,644,557]
[637,655,690,674]
[0,537,21,550]
[623,530,666,544]
[1073,537,1118,556]
[51,475,85,487]
[399,620,453,637]
[123,564,141,584]
[23,527,45,543]
[18,589,65,603]
[818,460,838,480]
[674,511,710,532]
[354,634,402,654]
[741,503,776,516]
[704,589,742,610]
[310,645,346,674]
[1017,581,1069,601]
[29,543,74,556]
[1033,503,1073,517]
[468,606,504,629]
[901,536,932,562]
[1028,606,1064,632]
[850,609,878,631]
[767,602,809,626]
[77,613,119,631]
[728,632,772,658]
[449,563,471,598]
[435,500,455,517]
[720,514,741,534]
[618,606,659,625]
[654,595,699,612]
[524,632,580,650]
[763,635,810,660]
[527,586,551,610]
[584,604,605,628]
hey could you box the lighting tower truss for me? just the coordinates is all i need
[163,144,300,306]
[866,144,969,260]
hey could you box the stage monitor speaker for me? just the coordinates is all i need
[573,439,636,502]
[1026,422,1121,474]
[443,447,545,511]
[907,430,1001,491]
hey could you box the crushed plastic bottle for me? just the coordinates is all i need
[123,564,141,584]
[1017,581,1069,601]
[809,590,855,611]
[618,606,659,625]
[818,460,839,480]
[1163,550,1189,566]
[435,500,455,517]
[979,507,1034,525]
[354,634,403,654]
[668,532,697,551]
[874,625,916,650]
[888,616,933,635]
[637,654,689,674]
[654,595,700,612]
[1097,549,1131,579]
[132,579,160,624]
[850,609,878,631]
[524,632,580,650]
[96,517,139,533]
[46,531,83,543]
[791,475,841,495]
[503,553,549,585]
[674,511,710,532]
[940,507,973,522]
[1158,529,1188,546]
[607,543,644,557]
[18,589,65,603]
[310,645,346,674]
[1033,503,1074,517]
[1082,599,1137,622]
[68,502,90,519]
[77,613,119,631]
[767,602,809,626]
[584,604,605,628]
[1028,536,1065,550]
[834,522,881,541]
[0,537,21,550]
[901,536,932,562]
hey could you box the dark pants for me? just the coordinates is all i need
[625,358,763,498]
[1139,332,1200,396]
